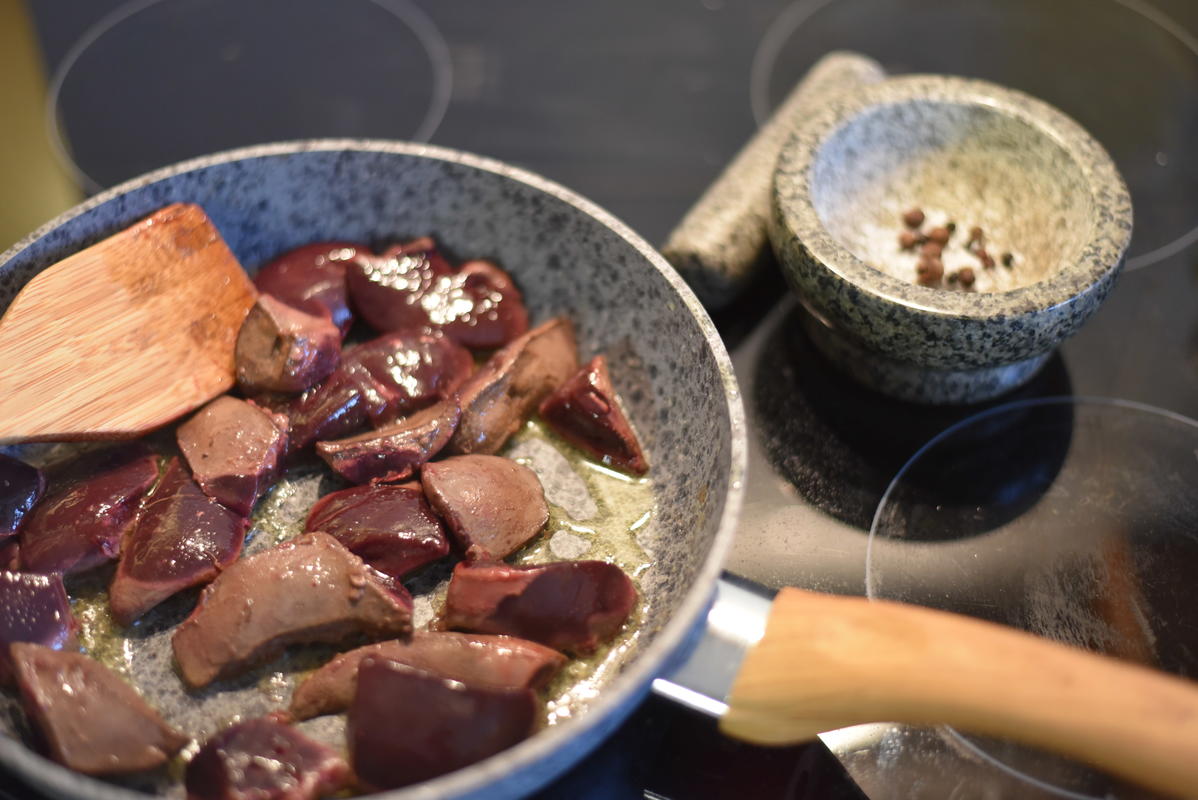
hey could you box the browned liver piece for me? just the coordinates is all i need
[346,237,528,349]
[287,331,473,452]
[0,454,44,542]
[0,571,77,685]
[11,643,185,775]
[171,532,413,688]
[0,539,18,571]
[443,560,637,655]
[538,355,648,474]
[348,658,536,791]
[185,714,350,800]
[235,294,341,394]
[253,241,361,337]
[289,631,566,720]
[305,484,449,581]
[109,457,248,626]
[18,444,159,576]
[421,455,548,561]
[316,398,460,484]
[449,317,579,455]
[177,396,288,516]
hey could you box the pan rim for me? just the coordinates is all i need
[0,139,748,800]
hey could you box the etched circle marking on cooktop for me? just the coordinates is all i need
[867,396,1198,798]
[750,0,1198,271]
[47,0,453,193]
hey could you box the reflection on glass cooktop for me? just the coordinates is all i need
[20,0,1198,797]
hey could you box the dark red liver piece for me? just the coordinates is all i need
[0,539,19,571]
[443,560,636,655]
[538,355,648,474]
[177,396,288,516]
[109,458,248,626]
[287,331,472,452]
[348,658,536,791]
[316,398,459,484]
[282,370,369,453]
[185,714,350,800]
[253,241,361,337]
[306,484,449,581]
[347,237,528,349]
[0,454,44,542]
[0,570,78,685]
[449,317,579,456]
[11,643,186,775]
[235,294,341,394]
[171,532,414,688]
[421,455,548,561]
[290,631,565,720]
[19,444,159,576]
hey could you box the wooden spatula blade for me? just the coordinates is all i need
[0,203,257,444]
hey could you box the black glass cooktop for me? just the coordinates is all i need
[13,0,1198,797]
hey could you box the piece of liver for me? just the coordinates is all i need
[235,294,341,394]
[109,458,248,626]
[316,398,460,484]
[253,241,361,337]
[0,538,19,571]
[171,532,413,688]
[346,237,528,349]
[443,560,637,655]
[0,570,78,685]
[19,444,159,576]
[348,658,536,791]
[11,643,185,775]
[177,396,289,516]
[449,317,579,455]
[185,714,350,800]
[421,455,548,561]
[0,454,45,542]
[538,355,648,474]
[305,484,449,581]
[289,631,566,720]
[287,331,473,452]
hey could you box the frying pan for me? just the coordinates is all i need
[0,140,747,799]
[4,142,1198,800]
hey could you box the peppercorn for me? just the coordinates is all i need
[902,208,925,228]
[967,226,984,248]
[945,221,957,235]
[899,230,921,250]
[956,267,976,289]
[920,241,943,258]
[916,257,944,286]
[977,248,995,269]
[1001,252,1014,268]
[927,226,951,246]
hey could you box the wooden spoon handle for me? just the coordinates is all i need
[722,587,1198,799]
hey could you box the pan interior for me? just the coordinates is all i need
[0,144,739,799]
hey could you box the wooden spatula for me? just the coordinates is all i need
[0,203,257,444]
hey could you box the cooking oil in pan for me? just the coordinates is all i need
[5,413,657,783]
[506,419,656,726]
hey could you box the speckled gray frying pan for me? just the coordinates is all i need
[0,141,746,799]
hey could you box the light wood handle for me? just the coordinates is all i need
[722,587,1198,799]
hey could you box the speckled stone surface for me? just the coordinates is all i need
[0,141,746,800]
[796,301,1051,405]
[770,76,1132,402]
[661,51,885,307]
